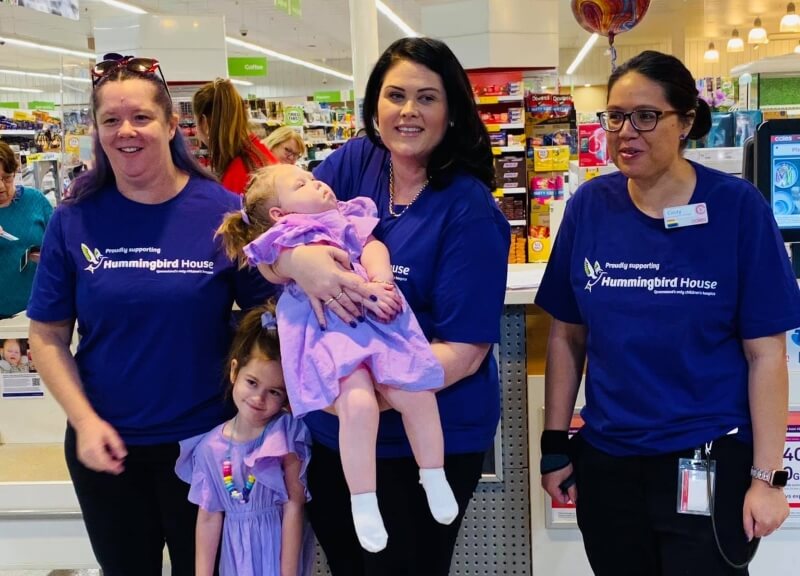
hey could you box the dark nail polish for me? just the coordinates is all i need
[357,316,365,322]
[320,325,326,331]
[349,321,358,328]
[369,295,378,302]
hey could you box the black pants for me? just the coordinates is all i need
[572,433,757,576]
[65,425,198,576]
[307,443,484,576]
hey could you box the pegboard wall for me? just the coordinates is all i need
[314,305,531,575]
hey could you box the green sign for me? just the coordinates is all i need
[275,0,300,17]
[28,101,57,111]
[313,90,356,103]
[228,57,268,77]
[0,102,20,109]
[284,106,305,126]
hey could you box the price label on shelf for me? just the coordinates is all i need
[477,96,500,105]
[785,410,800,528]
[485,124,501,133]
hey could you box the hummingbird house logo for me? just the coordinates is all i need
[584,258,605,291]
[81,243,107,273]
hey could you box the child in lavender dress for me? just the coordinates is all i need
[216,164,457,553]
[175,303,313,576]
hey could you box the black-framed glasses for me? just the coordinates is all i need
[597,109,681,132]
[91,53,169,95]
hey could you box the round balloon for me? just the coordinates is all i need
[571,0,651,39]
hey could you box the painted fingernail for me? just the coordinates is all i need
[349,321,358,328]
[369,295,378,302]
[357,315,365,322]
[320,325,326,331]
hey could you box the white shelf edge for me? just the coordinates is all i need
[476,95,524,104]
[497,187,527,195]
[508,219,527,226]
[0,130,36,136]
[492,145,525,154]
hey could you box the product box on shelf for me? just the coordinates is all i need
[578,123,608,167]
[508,225,527,264]
[531,175,564,200]
[530,145,570,172]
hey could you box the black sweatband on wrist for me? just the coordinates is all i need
[541,429,570,455]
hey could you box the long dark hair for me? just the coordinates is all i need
[68,68,212,203]
[608,50,711,148]
[363,37,494,190]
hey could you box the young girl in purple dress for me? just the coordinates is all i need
[216,163,457,553]
[175,303,313,575]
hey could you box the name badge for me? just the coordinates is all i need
[663,202,708,229]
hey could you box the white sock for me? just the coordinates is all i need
[419,467,459,525]
[350,492,388,553]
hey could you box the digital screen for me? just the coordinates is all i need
[770,135,800,231]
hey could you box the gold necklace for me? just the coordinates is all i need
[388,161,430,218]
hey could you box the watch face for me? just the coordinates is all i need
[772,470,790,487]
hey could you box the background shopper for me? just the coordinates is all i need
[193,78,277,194]
[0,140,52,319]
[263,126,305,165]
[27,54,273,576]
[536,50,800,576]
[262,37,510,576]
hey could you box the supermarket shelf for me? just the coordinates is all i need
[0,129,37,137]
[492,145,525,155]
[307,122,335,127]
[508,219,527,226]
[476,95,524,104]
[496,187,527,195]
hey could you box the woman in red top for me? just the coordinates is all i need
[193,78,277,194]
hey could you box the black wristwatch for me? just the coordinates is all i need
[750,466,789,488]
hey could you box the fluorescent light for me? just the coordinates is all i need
[376,1,419,37]
[99,0,147,14]
[0,86,44,93]
[230,79,254,86]
[566,33,599,75]
[0,36,95,59]
[225,37,354,82]
[0,69,91,83]
[584,83,591,87]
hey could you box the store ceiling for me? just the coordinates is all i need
[0,0,799,86]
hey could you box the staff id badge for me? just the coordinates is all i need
[664,203,709,229]
[677,451,715,516]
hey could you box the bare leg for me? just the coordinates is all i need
[376,385,458,525]
[335,367,387,552]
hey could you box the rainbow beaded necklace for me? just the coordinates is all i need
[221,415,260,504]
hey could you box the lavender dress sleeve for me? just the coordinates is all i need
[175,429,226,513]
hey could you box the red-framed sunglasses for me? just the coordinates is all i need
[91,53,169,95]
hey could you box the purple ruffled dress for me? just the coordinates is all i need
[243,197,444,417]
[175,413,314,576]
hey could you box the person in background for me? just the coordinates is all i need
[193,78,278,194]
[176,303,313,576]
[261,37,510,575]
[27,54,274,576]
[263,126,306,165]
[537,50,800,576]
[0,140,52,319]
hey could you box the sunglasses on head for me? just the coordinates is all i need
[91,53,169,94]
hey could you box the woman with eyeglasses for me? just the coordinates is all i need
[536,50,800,576]
[0,140,52,319]
[263,126,306,165]
[192,78,278,194]
[27,55,275,575]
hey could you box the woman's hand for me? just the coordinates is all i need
[274,245,373,327]
[742,481,790,540]
[73,414,128,475]
[541,465,578,505]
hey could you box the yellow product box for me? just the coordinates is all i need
[529,200,551,228]
[532,145,570,172]
[528,236,551,262]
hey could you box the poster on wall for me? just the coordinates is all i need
[12,0,79,20]
[0,337,43,398]
[784,409,800,528]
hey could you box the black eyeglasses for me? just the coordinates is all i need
[597,109,681,132]
[91,53,169,95]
